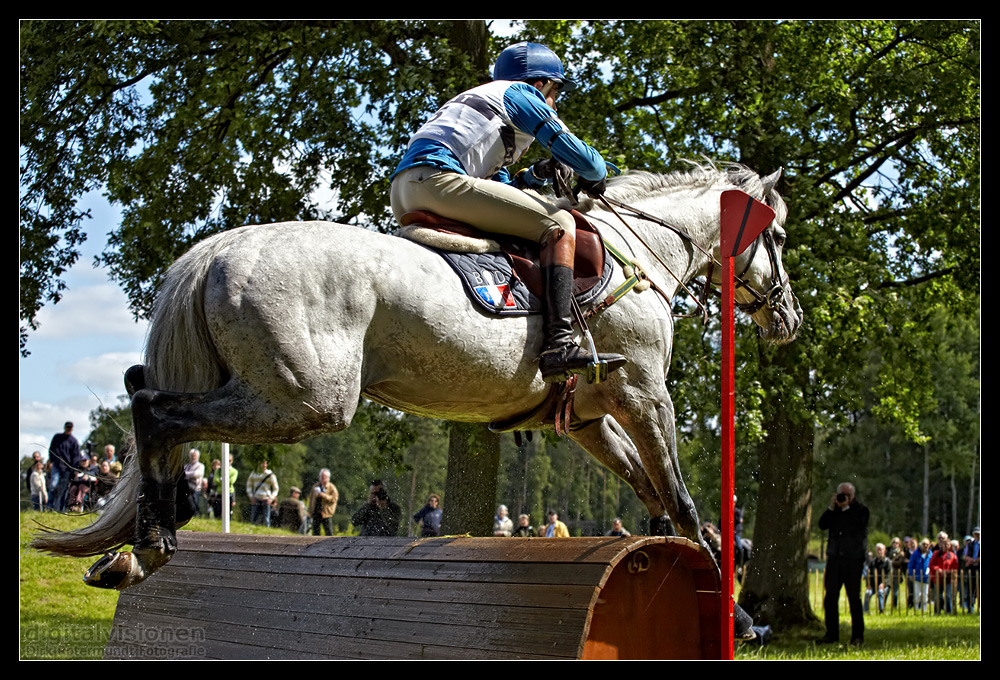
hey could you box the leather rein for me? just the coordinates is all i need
[597,195,789,321]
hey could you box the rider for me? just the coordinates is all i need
[390,41,626,383]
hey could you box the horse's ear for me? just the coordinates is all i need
[761,168,783,195]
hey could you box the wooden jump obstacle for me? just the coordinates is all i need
[105,531,723,660]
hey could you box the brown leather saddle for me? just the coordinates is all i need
[399,209,609,301]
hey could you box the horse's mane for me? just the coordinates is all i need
[579,161,788,225]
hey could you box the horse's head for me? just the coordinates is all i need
[728,168,803,344]
[588,164,803,343]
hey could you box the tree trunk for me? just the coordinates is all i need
[435,20,498,537]
[922,444,930,536]
[950,471,958,539]
[441,422,501,536]
[738,343,819,628]
[967,446,978,532]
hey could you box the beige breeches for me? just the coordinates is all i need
[390,167,575,244]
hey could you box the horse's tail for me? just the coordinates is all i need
[31,432,142,557]
[31,230,241,558]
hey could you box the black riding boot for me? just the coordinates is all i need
[538,264,626,383]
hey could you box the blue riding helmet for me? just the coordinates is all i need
[493,42,576,91]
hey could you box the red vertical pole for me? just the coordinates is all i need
[721,252,735,659]
[718,189,775,660]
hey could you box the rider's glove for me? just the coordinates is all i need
[576,176,607,199]
[536,160,576,200]
[530,158,563,180]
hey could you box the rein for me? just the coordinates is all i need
[598,195,787,319]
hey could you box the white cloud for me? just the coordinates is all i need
[19,399,95,462]
[32,280,148,343]
[65,352,143,398]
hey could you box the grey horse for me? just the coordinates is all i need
[33,164,802,613]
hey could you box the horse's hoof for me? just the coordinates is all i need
[734,603,757,641]
[650,515,675,536]
[84,552,137,590]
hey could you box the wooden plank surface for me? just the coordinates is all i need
[107,533,719,660]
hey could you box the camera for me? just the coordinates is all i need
[836,492,848,503]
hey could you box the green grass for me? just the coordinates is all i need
[19,510,296,660]
[20,511,121,660]
[733,573,981,660]
[735,614,981,660]
[20,511,980,660]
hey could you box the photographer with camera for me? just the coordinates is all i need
[818,482,869,646]
[351,480,402,537]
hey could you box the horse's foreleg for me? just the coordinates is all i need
[570,416,671,528]
[627,396,703,541]
[614,388,757,638]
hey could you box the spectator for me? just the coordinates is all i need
[103,444,122,478]
[493,504,514,537]
[184,448,206,517]
[307,468,339,536]
[92,459,116,509]
[246,459,279,527]
[865,542,891,614]
[905,536,919,609]
[207,454,238,520]
[512,514,535,537]
[276,487,308,534]
[22,451,43,502]
[888,536,910,610]
[65,455,96,513]
[817,482,868,646]
[908,538,933,612]
[606,517,631,537]
[47,421,79,512]
[959,527,980,612]
[540,510,569,538]
[29,459,47,511]
[413,494,443,537]
[929,531,958,614]
[351,480,402,537]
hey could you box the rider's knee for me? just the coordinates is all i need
[541,214,577,248]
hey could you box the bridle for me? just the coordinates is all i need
[712,225,789,315]
[598,195,790,320]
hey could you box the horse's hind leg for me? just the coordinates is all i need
[85,376,357,590]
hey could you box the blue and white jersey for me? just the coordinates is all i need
[394,80,606,185]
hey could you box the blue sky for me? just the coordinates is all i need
[19,193,147,463]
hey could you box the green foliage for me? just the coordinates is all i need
[20,19,489,350]
[812,301,980,537]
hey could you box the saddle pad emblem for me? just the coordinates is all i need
[437,248,613,317]
[473,271,517,309]
[440,251,539,316]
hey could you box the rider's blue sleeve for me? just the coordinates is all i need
[492,167,515,185]
[502,83,607,182]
